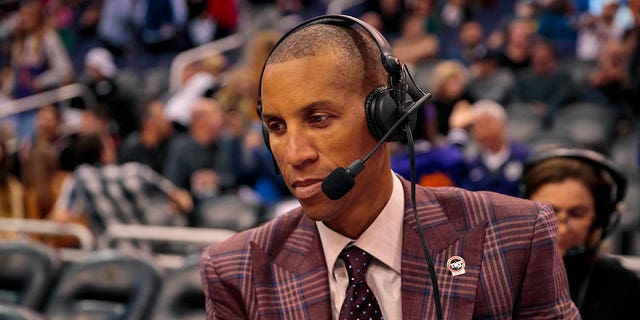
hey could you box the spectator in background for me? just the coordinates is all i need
[216,29,280,124]
[17,104,72,176]
[164,53,226,132]
[453,99,531,197]
[184,0,240,45]
[52,133,192,236]
[1,1,74,140]
[22,144,69,220]
[583,39,636,132]
[487,0,539,51]
[467,49,516,104]
[163,98,245,225]
[118,100,173,174]
[204,0,239,39]
[511,38,575,127]
[97,0,136,57]
[391,14,439,68]
[133,0,188,53]
[80,47,140,139]
[576,0,629,61]
[440,0,471,28]
[3,1,74,99]
[360,0,407,35]
[537,0,578,57]
[496,18,534,72]
[443,20,487,65]
[523,148,640,320]
[428,60,472,136]
[0,138,24,219]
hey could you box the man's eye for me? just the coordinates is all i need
[309,114,329,124]
[267,122,285,133]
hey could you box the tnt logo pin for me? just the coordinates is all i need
[447,256,466,277]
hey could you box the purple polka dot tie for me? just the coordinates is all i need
[339,246,383,320]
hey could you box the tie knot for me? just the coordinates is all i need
[339,246,373,284]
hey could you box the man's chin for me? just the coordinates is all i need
[300,201,340,223]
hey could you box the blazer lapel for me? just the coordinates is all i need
[401,184,486,320]
[253,212,331,320]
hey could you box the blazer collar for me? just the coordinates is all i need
[399,178,486,320]
[253,210,332,320]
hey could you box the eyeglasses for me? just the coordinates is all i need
[554,205,594,231]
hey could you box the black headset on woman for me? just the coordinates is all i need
[523,147,627,240]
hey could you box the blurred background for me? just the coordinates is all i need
[0,0,638,319]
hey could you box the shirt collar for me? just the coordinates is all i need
[317,173,405,277]
[482,145,511,171]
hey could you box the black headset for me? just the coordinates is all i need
[256,14,426,155]
[523,147,628,239]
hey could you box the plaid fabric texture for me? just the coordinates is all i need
[200,176,580,320]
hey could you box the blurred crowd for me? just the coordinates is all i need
[0,0,638,255]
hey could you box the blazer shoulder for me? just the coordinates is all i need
[425,186,548,230]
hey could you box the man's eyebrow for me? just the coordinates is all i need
[261,100,338,120]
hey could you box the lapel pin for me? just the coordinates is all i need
[447,256,466,277]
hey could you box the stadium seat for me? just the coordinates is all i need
[0,304,45,320]
[151,255,204,320]
[195,194,259,230]
[44,250,162,320]
[0,241,59,310]
[560,58,596,95]
[527,128,575,152]
[553,102,614,152]
[610,131,640,175]
[505,102,544,143]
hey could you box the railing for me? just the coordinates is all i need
[100,224,237,268]
[0,83,96,118]
[168,33,245,93]
[0,217,95,250]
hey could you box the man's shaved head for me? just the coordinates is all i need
[264,23,387,98]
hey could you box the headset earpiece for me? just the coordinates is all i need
[365,87,402,141]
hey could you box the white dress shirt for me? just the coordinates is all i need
[317,173,405,320]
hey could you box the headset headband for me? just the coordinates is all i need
[525,148,627,203]
[257,14,415,114]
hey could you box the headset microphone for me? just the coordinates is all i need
[321,92,432,200]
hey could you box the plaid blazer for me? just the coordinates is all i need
[200,177,580,319]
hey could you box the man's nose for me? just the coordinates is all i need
[283,129,318,168]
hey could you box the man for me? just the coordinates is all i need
[452,99,531,197]
[511,38,575,127]
[118,99,173,173]
[163,97,245,225]
[80,47,140,138]
[200,15,578,319]
[53,133,192,234]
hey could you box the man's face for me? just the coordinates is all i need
[148,101,172,136]
[472,113,505,153]
[261,52,388,225]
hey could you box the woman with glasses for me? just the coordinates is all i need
[522,147,640,320]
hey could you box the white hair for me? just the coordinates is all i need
[472,99,506,122]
